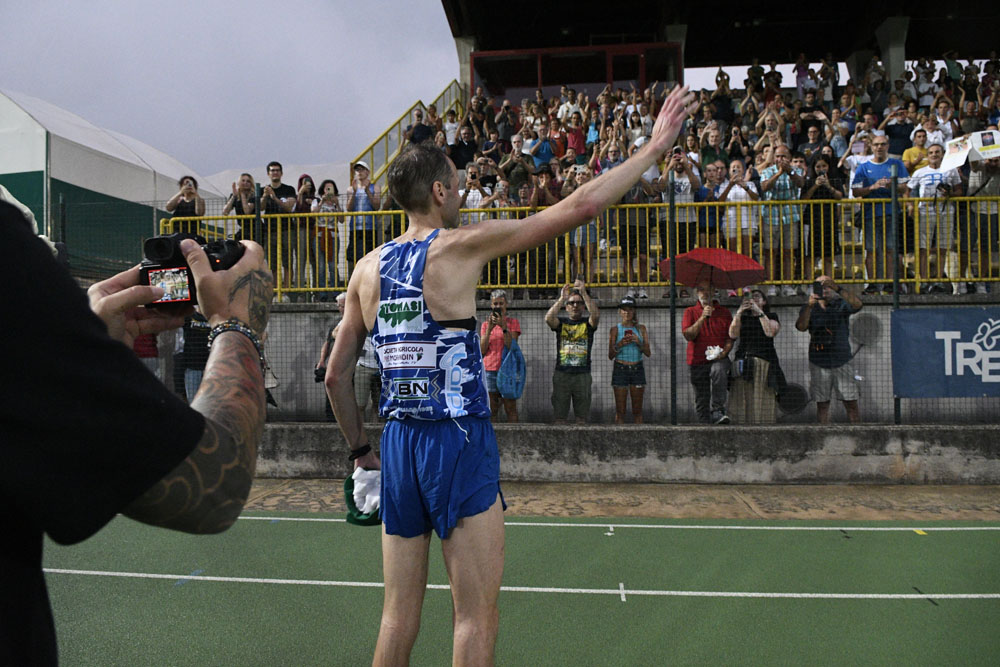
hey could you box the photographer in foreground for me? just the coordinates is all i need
[0,201,273,664]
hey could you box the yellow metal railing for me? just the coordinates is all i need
[350,79,465,191]
[163,196,1000,300]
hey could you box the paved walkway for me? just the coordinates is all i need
[247,479,1000,521]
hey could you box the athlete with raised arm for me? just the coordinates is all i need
[325,85,696,666]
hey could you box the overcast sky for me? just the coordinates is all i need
[0,0,458,176]
[2,0,863,181]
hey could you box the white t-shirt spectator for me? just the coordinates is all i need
[970,168,1000,215]
[934,114,956,143]
[910,165,962,216]
[722,181,760,233]
[443,120,460,145]
[844,154,873,197]
[911,125,945,148]
[663,169,698,225]
[459,185,492,224]
[917,81,937,108]
[557,101,580,121]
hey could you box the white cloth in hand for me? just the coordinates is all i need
[705,345,723,362]
[351,467,381,515]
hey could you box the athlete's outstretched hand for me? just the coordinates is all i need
[648,86,699,155]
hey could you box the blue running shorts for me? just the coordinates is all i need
[380,416,506,539]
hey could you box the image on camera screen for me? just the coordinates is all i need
[148,267,191,303]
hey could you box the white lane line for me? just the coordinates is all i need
[42,569,1000,600]
[238,516,1000,532]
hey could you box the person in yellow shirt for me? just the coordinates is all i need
[903,127,929,173]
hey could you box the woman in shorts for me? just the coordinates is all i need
[608,295,650,423]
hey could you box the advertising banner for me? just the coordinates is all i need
[891,308,1000,398]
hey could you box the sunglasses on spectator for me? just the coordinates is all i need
[566,300,584,306]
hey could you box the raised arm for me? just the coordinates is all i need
[578,280,599,328]
[461,86,697,261]
[545,285,570,329]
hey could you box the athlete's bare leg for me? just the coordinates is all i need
[441,496,505,667]
[373,529,432,666]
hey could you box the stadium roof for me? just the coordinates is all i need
[441,2,997,70]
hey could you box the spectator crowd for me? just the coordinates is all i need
[389,51,1000,297]
[185,52,1000,302]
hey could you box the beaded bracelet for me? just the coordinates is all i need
[206,318,267,372]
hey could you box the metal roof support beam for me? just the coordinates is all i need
[876,16,910,85]
[455,36,477,99]
[664,24,687,70]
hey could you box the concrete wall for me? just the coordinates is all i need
[264,296,1000,425]
[257,423,1000,484]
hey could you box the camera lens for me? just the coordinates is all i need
[144,237,175,262]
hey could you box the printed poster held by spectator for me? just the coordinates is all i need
[940,130,1000,171]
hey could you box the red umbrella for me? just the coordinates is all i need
[658,248,765,289]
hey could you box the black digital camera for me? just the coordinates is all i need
[139,232,244,309]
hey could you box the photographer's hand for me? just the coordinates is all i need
[88,266,190,347]
[182,239,274,336]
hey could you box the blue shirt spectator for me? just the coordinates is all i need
[852,138,908,221]
[694,185,722,231]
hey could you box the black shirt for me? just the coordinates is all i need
[263,183,296,215]
[0,202,204,664]
[800,297,860,369]
[884,122,914,156]
[554,316,597,373]
[450,139,478,169]
[735,312,780,364]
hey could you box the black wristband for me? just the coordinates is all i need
[348,444,371,461]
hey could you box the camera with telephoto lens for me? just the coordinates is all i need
[139,232,244,310]
[936,182,952,196]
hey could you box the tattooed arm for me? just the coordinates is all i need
[90,240,274,534]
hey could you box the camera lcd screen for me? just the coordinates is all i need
[148,267,192,303]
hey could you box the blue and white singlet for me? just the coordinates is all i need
[372,229,490,420]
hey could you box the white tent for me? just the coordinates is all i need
[205,162,351,197]
[0,88,221,234]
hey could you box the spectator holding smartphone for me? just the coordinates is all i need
[608,295,650,424]
[313,179,341,293]
[728,289,784,423]
[717,159,760,257]
[479,289,520,422]
[546,281,599,423]
[166,175,206,234]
